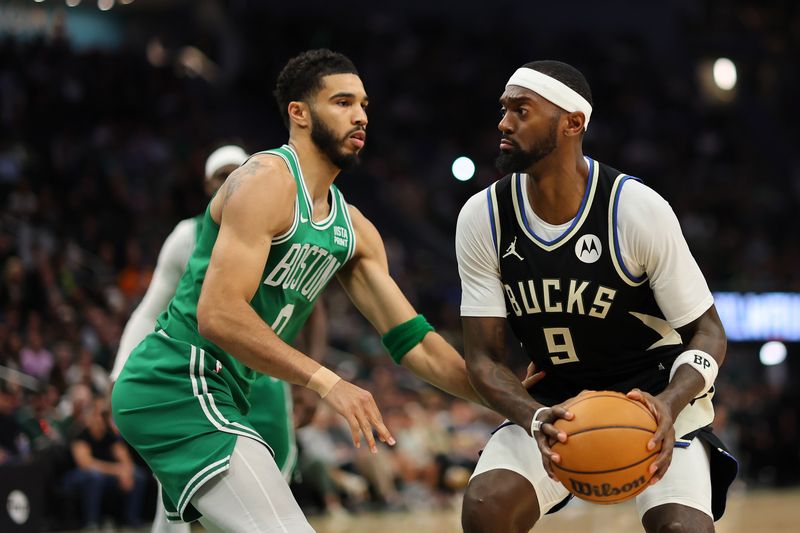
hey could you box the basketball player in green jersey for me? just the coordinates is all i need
[111,145,325,533]
[112,49,482,531]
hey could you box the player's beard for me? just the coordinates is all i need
[309,108,361,171]
[495,115,559,174]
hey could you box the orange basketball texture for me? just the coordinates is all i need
[550,391,661,504]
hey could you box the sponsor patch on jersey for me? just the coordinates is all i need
[333,226,349,248]
[575,234,602,263]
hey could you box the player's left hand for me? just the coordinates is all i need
[626,388,675,485]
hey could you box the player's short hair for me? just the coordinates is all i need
[523,60,593,107]
[273,49,359,130]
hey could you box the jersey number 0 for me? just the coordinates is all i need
[271,303,295,336]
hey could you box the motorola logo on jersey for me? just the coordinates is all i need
[575,234,602,263]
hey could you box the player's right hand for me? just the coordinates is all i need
[322,380,395,453]
[628,388,675,484]
[531,402,573,480]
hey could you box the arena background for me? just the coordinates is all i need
[0,0,798,531]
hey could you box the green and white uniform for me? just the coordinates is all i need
[112,144,356,522]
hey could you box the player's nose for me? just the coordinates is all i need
[353,106,368,127]
[498,113,513,133]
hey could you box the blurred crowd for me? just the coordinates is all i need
[1,0,799,529]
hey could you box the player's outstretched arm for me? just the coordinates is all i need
[336,206,481,404]
[196,156,393,452]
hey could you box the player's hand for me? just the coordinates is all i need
[627,388,675,484]
[521,362,546,390]
[322,380,395,453]
[530,402,573,480]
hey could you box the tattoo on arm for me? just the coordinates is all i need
[222,160,262,208]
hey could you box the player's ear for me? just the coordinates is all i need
[563,111,585,138]
[288,101,310,129]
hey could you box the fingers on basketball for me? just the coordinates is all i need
[550,391,662,504]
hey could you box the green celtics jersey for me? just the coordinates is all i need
[156,144,356,402]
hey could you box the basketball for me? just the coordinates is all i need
[550,391,660,504]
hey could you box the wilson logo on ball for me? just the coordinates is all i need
[550,391,660,504]
[568,475,647,499]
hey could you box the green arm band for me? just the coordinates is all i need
[381,314,435,364]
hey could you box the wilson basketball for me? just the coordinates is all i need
[550,391,660,504]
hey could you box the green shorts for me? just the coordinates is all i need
[112,332,295,522]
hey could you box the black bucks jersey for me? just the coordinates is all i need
[488,158,684,405]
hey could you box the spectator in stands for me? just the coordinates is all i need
[61,395,146,529]
[19,328,54,381]
[49,341,76,395]
[66,346,111,395]
[17,383,68,453]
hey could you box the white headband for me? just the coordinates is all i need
[204,145,248,179]
[506,68,592,130]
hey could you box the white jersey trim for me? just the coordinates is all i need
[278,380,297,481]
[260,149,300,245]
[511,157,598,251]
[176,456,231,520]
[488,183,502,256]
[272,197,299,245]
[285,144,338,230]
[338,189,357,264]
[609,174,648,287]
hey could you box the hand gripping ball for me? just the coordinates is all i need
[550,391,661,504]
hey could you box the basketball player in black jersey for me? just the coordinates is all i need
[456,61,737,532]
